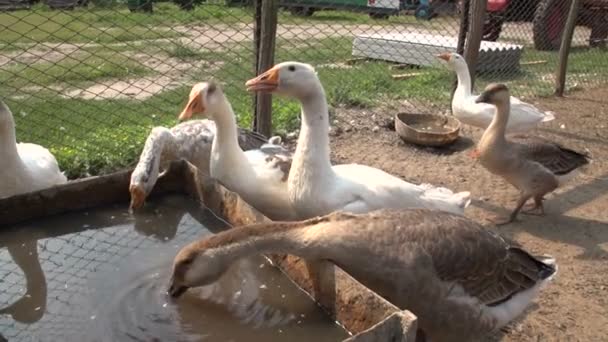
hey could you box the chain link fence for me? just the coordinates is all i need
[1,195,322,341]
[0,0,607,178]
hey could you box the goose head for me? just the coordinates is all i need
[178,82,228,122]
[436,52,467,69]
[168,241,228,298]
[245,61,321,100]
[129,180,153,211]
[475,83,510,106]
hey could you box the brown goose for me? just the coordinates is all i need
[167,209,557,341]
[473,83,590,225]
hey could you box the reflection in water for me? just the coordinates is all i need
[0,195,348,342]
[0,239,47,324]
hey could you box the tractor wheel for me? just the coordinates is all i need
[589,13,608,48]
[533,0,568,51]
[483,13,505,41]
[369,12,390,19]
[415,4,434,20]
[290,6,314,17]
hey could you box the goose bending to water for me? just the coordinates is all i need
[473,83,590,225]
[168,209,557,341]
[0,100,67,198]
[177,82,297,221]
[129,119,272,210]
[245,62,471,219]
[437,53,555,133]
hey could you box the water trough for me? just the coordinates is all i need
[0,160,418,341]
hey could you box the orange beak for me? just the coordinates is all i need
[245,66,280,93]
[129,184,146,211]
[436,53,451,62]
[178,91,205,122]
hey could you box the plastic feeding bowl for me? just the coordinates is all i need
[394,112,461,147]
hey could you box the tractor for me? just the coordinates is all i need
[480,0,608,50]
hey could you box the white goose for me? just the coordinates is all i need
[245,62,471,219]
[0,100,67,199]
[437,52,555,133]
[177,82,297,221]
[129,119,272,211]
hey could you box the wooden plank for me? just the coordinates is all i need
[253,0,278,137]
[453,0,470,99]
[463,0,488,88]
[555,0,580,96]
[391,72,424,80]
[521,60,547,66]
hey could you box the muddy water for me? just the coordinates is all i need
[0,195,349,342]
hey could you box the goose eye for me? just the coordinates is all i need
[288,65,296,72]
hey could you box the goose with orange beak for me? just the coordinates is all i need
[245,62,471,220]
[128,84,272,211]
[436,52,554,133]
[175,81,297,221]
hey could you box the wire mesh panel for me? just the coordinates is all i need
[268,0,607,136]
[0,0,607,179]
[0,1,257,178]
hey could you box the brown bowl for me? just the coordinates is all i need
[394,112,460,147]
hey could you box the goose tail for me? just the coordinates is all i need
[541,110,556,122]
[420,184,471,215]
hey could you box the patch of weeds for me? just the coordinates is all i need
[167,41,204,60]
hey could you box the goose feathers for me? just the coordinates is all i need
[509,135,590,176]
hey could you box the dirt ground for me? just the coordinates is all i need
[326,86,608,341]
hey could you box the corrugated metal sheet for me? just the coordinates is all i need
[352,33,524,72]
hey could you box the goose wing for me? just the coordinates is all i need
[509,135,590,175]
[400,211,555,306]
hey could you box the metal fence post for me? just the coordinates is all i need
[253,0,278,137]
[463,0,487,90]
[452,0,470,101]
[555,0,580,96]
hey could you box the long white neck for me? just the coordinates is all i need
[130,127,177,193]
[288,84,335,200]
[0,113,25,169]
[480,100,510,148]
[453,60,473,98]
[209,99,253,181]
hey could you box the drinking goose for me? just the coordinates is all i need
[176,82,297,221]
[437,52,555,133]
[245,62,471,219]
[129,119,272,210]
[168,209,557,341]
[0,100,67,199]
[473,83,590,225]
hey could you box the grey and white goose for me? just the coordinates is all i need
[167,209,557,341]
[473,83,590,225]
[129,118,274,210]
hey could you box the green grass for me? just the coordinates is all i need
[7,87,188,178]
[0,2,451,47]
[0,47,152,92]
[2,3,607,178]
[166,41,205,60]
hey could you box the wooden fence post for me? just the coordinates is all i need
[463,0,487,90]
[252,0,278,137]
[555,0,580,96]
[452,0,470,100]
